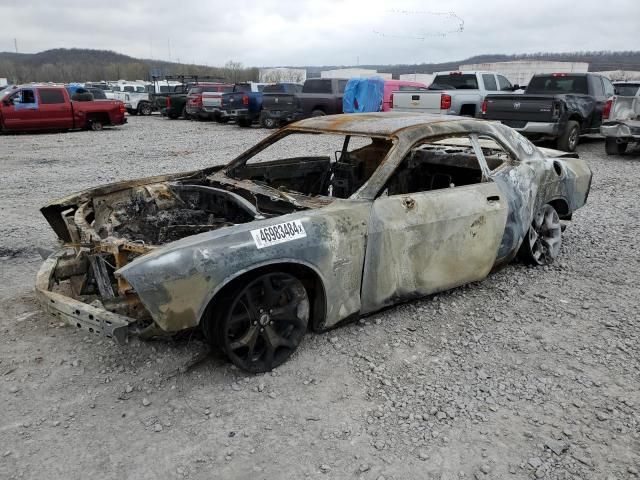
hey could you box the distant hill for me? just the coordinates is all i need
[305,51,640,77]
[0,48,257,83]
[1,48,639,84]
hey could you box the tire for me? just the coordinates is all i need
[311,109,326,117]
[182,107,191,120]
[167,112,179,120]
[89,120,104,131]
[605,137,627,155]
[212,272,309,373]
[138,102,152,116]
[556,120,580,152]
[260,113,278,129]
[237,117,252,128]
[518,204,562,266]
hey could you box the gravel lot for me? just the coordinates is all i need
[1,115,639,480]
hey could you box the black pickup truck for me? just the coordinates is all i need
[260,78,347,128]
[483,73,615,151]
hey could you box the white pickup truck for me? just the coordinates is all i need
[111,82,153,115]
[392,71,519,117]
[601,81,640,155]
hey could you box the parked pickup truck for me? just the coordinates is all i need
[222,83,300,127]
[392,71,517,117]
[260,78,347,128]
[600,85,640,155]
[483,73,615,151]
[185,83,233,120]
[0,85,126,132]
[111,82,152,115]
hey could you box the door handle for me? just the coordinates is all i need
[486,195,500,203]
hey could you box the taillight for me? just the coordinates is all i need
[195,95,203,107]
[603,99,613,120]
[389,93,394,107]
[481,99,487,115]
[118,102,125,114]
[166,96,171,108]
[242,95,249,106]
[440,94,452,110]
[551,101,561,120]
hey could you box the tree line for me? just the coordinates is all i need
[0,49,258,84]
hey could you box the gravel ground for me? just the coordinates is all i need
[0,115,639,480]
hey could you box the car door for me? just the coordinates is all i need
[3,88,40,130]
[37,88,73,129]
[360,134,509,313]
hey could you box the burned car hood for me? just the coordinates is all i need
[41,167,223,244]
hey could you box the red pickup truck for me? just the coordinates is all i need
[0,85,126,132]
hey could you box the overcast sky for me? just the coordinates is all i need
[1,0,637,67]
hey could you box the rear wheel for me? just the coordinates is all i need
[88,119,104,131]
[260,113,278,129]
[138,102,152,116]
[214,272,309,373]
[605,137,627,155]
[518,204,562,266]
[557,120,580,152]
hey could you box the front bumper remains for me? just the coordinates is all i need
[36,250,135,344]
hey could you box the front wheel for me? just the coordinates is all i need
[214,272,309,373]
[557,120,580,152]
[605,137,627,155]
[518,204,562,266]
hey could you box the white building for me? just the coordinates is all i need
[320,68,392,80]
[259,68,306,84]
[458,61,589,86]
[399,73,435,85]
[596,70,640,81]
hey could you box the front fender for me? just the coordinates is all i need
[118,201,371,332]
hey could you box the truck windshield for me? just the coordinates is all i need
[615,84,640,96]
[430,74,479,90]
[526,75,588,94]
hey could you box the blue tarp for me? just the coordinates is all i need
[342,77,385,113]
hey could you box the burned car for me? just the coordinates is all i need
[37,113,592,372]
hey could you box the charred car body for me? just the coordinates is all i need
[37,113,591,372]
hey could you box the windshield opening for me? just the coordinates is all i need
[227,131,394,199]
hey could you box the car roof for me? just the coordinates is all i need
[288,112,468,136]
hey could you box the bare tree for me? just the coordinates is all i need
[224,60,244,83]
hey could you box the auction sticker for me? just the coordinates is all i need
[251,220,307,249]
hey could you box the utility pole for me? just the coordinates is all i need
[167,37,171,62]
[14,38,18,53]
